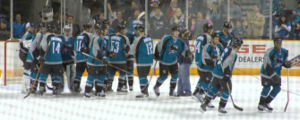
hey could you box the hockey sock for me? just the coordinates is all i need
[203,96,212,105]
[269,85,281,98]
[259,96,266,105]
[39,82,46,94]
[128,76,133,91]
[154,81,162,89]
[85,84,93,94]
[193,87,199,95]
[265,96,274,104]
[199,89,205,95]
[169,83,177,96]
[219,98,228,108]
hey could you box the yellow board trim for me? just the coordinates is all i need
[82,68,300,76]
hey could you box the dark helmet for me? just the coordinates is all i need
[171,25,180,32]
[203,23,213,33]
[211,31,220,38]
[102,19,110,25]
[232,37,243,47]
[223,21,232,29]
[273,37,282,43]
[95,23,107,31]
[134,24,144,32]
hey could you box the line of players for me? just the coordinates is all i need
[18,19,292,114]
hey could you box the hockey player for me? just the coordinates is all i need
[73,23,94,93]
[25,23,47,93]
[194,32,223,106]
[20,23,35,93]
[128,24,153,97]
[38,25,64,95]
[193,23,213,97]
[58,25,75,92]
[153,26,190,96]
[84,23,108,97]
[218,21,235,48]
[106,22,130,93]
[258,38,291,112]
[200,38,243,114]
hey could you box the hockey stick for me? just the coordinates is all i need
[81,52,131,74]
[24,41,51,99]
[226,82,243,111]
[284,69,289,112]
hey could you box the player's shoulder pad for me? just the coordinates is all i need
[196,35,204,41]
[218,31,224,36]
[281,48,288,53]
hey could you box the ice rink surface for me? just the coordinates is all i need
[0,75,300,120]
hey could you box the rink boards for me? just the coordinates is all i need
[0,40,300,81]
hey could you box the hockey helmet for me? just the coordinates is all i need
[134,23,144,32]
[223,21,232,29]
[211,31,220,38]
[232,37,243,47]
[203,23,213,33]
[171,25,180,32]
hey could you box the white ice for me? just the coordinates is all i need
[0,75,300,120]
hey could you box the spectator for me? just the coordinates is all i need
[229,0,243,22]
[194,12,208,35]
[245,5,265,38]
[232,19,247,38]
[165,0,177,20]
[209,1,222,30]
[170,8,184,26]
[189,17,196,37]
[294,21,300,40]
[12,13,26,39]
[124,0,141,20]
[0,19,9,40]
[275,15,291,39]
[150,8,168,38]
[66,15,80,37]
[294,2,300,24]
[111,10,125,32]
[150,0,160,18]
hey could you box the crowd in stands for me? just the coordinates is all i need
[1,0,300,40]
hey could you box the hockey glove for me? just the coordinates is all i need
[39,57,45,64]
[80,47,89,54]
[283,61,292,68]
[108,52,116,58]
[271,75,281,85]
[96,53,104,60]
[122,44,130,53]
[224,74,230,82]
[185,51,194,61]
[102,58,108,64]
